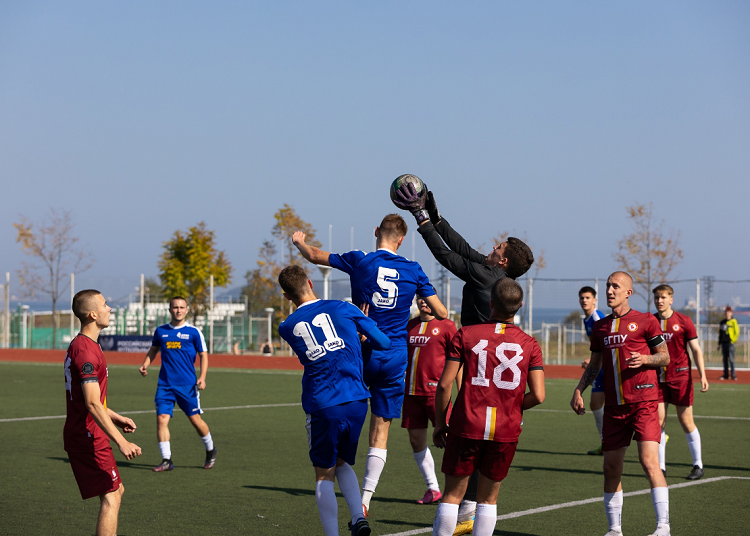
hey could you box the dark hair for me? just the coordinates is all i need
[169,296,188,307]
[72,289,102,321]
[378,214,408,241]
[491,278,524,317]
[504,237,534,279]
[278,265,310,301]
[652,284,673,296]
[579,286,596,297]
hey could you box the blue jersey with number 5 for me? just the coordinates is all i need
[329,249,436,345]
[279,299,381,413]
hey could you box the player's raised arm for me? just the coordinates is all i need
[571,351,603,415]
[82,382,141,460]
[292,231,331,266]
[687,339,709,392]
[139,345,159,376]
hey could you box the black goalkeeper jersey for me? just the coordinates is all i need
[417,218,508,327]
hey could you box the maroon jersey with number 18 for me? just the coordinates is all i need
[63,334,110,452]
[404,317,457,396]
[653,311,698,383]
[590,310,663,407]
[447,322,544,442]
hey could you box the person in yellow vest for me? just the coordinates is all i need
[718,307,740,381]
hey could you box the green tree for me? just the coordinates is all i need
[613,203,683,311]
[158,222,232,319]
[14,209,93,348]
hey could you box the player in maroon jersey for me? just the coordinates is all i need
[64,290,142,536]
[402,297,458,505]
[432,279,545,536]
[652,284,709,480]
[571,272,671,536]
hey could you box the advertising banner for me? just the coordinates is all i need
[99,335,153,353]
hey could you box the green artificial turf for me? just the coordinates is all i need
[1,362,748,535]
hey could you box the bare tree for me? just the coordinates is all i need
[14,209,94,347]
[613,203,683,311]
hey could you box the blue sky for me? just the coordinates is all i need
[1,1,749,305]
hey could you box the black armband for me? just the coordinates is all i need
[80,378,99,385]
[647,334,665,349]
[529,366,544,371]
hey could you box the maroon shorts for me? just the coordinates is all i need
[602,400,661,451]
[658,379,693,407]
[441,432,518,482]
[68,448,121,500]
[401,395,451,429]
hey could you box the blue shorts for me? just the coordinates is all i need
[306,399,368,468]
[155,383,203,417]
[592,368,605,393]
[363,345,408,419]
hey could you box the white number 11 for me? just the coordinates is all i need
[293,313,346,361]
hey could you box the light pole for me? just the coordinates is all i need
[318,266,332,300]
[264,307,274,352]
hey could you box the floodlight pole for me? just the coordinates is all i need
[264,307,274,351]
[139,273,145,335]
[70,273,75,339]
[3,273,9,348]
[318,266,332,300]
[209,274,214,354]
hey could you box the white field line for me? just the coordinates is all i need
[382,476,750,536]
[529,408,750,421]
[0,402,302,423]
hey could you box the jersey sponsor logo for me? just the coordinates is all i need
[663,332,674,341]
[676,366,690,372]
[427,382,438,387]
[603,334,628,347]
[409,335,431,345]
[673,324,680,331]
[634,383,655,390]
[166,341,182,349]
[627,322,638,332]
[432,327,440,335]
[177,332,190,340]
[81,362,95,375]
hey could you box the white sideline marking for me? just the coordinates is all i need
[529,408,750,421]
[382,476,750,536]
[0,402,302,423]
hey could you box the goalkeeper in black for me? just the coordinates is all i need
[394,177,534,536]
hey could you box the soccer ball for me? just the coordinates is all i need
[390,174,425,207]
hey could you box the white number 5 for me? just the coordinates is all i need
[372,267,399,309]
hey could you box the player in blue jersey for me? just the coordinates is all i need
[139,297,217,471]
[278,265,391,536]
[293,214,447,515]
[578,286,606,456]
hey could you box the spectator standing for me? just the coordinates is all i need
[718,307,739,381]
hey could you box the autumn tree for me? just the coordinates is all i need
[242,205,321,319]
[14,209,93,347]
[613,203,683,311]
[158,222,232,319]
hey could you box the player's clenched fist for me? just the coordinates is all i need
[292,231,306,246]
[432,424,449,449]
[570,389,586,415]
[119,441,142,460]
[139,364,148,376]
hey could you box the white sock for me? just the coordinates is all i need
[473,503,497,536]
[457,500,477,522]
[414,448,440,491]
[659,430,667,471]
[201,432,214,451]
[651,486,669,526]
[159,441,171,460]
[315,480,339,536]
[603,491,623,532]
[336,463,364,524]
[686,428,703,468]
[593,407,604,440]
[433,502,459,536]
[362,447,387,507]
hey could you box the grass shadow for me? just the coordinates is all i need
[242,485,416,506]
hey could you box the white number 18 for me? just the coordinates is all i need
[470,340,524,390]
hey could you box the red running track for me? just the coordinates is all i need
[1,349,748,383]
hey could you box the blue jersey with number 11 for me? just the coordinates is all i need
[280,299,388,414]
[329,249,435,345]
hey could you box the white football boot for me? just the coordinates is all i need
[648,524,670,536]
